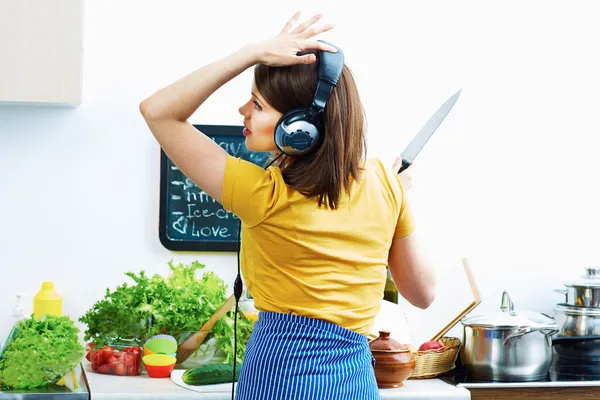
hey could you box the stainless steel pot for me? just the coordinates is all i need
[460,291,559,382]
[554,267,600,308]
[554,303,600,336]
[552,335,600,362]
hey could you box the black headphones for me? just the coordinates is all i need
[273,40,345,156]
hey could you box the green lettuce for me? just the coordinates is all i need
[79,260,253,364]
[0,315,84,390]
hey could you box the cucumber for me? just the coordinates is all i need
[182,364,242,386]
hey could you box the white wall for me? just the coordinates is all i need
[1,0,599,338]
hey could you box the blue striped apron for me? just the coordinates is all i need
[235,311,381,400]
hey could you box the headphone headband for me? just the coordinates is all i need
[310,40,344,113]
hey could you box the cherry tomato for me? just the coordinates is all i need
[96,364,112,374]
[114,363,126,376]
[122,346,141,354]
[91,351,103,369]
[85,343,95,362]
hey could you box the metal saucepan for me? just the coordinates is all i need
[552,335,600,362]
[460,291,558,382]
[554,267,600,308]
[554,303,600,337]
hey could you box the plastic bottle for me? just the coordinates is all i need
[33,281,63,318]
[12,292,26,321]
[1,292,27,355]
[383,268,399,304]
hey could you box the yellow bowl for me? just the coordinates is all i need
[142,354,176,378]
[143,354,177,367]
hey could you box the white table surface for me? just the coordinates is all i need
[84,364,470,400]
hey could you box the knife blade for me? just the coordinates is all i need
[397,89,462,174]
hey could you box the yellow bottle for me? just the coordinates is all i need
[33,282,63,318]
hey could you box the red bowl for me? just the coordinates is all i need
[144,363,175,378]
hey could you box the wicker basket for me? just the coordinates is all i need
[409,337,461,379]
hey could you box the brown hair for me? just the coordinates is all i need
[254,50,367,209]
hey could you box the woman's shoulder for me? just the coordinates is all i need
[222,155,290,226]
[363,157,403,191]
[364,157,390,177]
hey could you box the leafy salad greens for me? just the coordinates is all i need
[0,315,84,390]
[79,260,253,364]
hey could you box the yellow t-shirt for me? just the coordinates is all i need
[221,156,414,335]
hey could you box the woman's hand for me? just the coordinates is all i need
[253,11,337,67]
[392,156,413,191]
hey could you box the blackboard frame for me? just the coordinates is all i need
[158,124,269,252]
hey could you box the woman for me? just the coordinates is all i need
[140,11,436,400]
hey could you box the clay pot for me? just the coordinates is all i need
[369,330,416,388]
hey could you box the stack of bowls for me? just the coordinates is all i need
[142,335,178,378]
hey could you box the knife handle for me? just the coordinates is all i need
[397,159,411,174]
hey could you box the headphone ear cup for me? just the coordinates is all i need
[274,108,322,156]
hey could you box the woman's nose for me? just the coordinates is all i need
[238,102,249,117]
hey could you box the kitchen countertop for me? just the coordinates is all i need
[83,365,471,400]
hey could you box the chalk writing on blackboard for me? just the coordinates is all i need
[159,124,270,251]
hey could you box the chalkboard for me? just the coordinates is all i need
[159,124,271,251]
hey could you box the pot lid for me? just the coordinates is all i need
[564,268,600,288]
[368,330,408,352]
[461,291,557,328]
[555,303,600,316]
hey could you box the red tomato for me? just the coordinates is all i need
[100,346,115,363]
[113,352,125,363]
[126,363,138,376]
[123,346,141,354]
[96,364,112,374]
[114,363,126,376]
[85,343,95,362]
[91,351,103,369]
[106,355,118,365]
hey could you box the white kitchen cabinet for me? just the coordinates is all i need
[0,0,84,106]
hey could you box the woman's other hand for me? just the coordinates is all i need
[392,156,412,191]
[253,11,337,67]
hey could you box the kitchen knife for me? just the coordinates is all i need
[397,89,462,174]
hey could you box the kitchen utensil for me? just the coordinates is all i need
[460,291,558,382]
[554,267,600,308]
[369,330,415,388]
[553,302,600,337]
[552,335,600,362]
[430,258,481,342]
[175,294,236,364]
[238,298,259,326]
[143,354,177,378]
[145,334,178,356]
[397,89,462,173]
[549,362,600,382]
